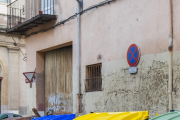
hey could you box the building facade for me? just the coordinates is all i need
[6,0,180,117]
[0,0,27,115]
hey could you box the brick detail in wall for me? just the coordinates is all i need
[36,72,45,111]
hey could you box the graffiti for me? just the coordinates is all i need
[46,106,65,112]
[48,93,66,106]
[46,93,66,112]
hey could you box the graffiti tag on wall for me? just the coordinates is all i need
[46,93,66,112]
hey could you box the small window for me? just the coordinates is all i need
[41,0,54,14]
[85,63,102,92]
[0,0,7,3]
[0,0,11,3]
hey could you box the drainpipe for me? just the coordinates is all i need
[168,0,173,111]
[76,2,80,113]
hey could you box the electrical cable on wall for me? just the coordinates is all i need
[26,0,116,37]
[10,35,27,61]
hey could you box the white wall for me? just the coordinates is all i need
[0,2,7,15]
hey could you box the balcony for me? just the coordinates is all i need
[6,0,56,35]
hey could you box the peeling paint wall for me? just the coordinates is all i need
[172,51,180,110]
[81,52,169,117]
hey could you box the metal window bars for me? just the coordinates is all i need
[7,0,54,29]
[86,64,102,92]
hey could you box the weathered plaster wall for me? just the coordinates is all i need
[172,51,180,110]
[172,1,180,111]
[172,0,180,52]
[19,47,27,115]
[25,0,180,116]
[81,52,169,117]
[80,0,169,66]
[0,33,26,115]
[25,0,77,115]
[0,51,8,113]
[79,0,171,116]
[8,48,20,111]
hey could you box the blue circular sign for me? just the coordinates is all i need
[127,44,140,67]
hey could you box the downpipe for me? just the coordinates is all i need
[168,0,173,111]
[76,2,81,113]
[168,35,173,111]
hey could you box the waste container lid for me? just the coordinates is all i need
[3,117,22,120]
[150,111,180,120]
[0,114,8,119]
[74,111,149,120]
[33,114,76,120]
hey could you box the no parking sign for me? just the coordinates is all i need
[127,44,140,73]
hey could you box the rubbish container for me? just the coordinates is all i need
[33,114,76,120]
[0,113,22,119]
[13,114,22,118]
[0,114,8,120]
[3,117,22,120]
[74,111,149,120]
[4,117,31,120]
[150,111,180,120]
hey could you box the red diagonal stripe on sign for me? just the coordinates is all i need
[130,48,137,61]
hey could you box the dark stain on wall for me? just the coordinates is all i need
[81,60,169,116]
[36,71,45,111]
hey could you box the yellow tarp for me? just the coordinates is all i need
[74,111,149,120]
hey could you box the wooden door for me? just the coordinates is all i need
[45,46,72,114]
[56,46,72,113]
[45,50,56,114]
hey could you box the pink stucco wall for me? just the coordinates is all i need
[26,0,173,68]
[173,0,180,52]
[81,0,171,66]
[25,0,180,115]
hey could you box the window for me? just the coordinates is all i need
[85,63,102,92]
[41,0,54,14]
[0,0,11,3]
[0,0,6,3]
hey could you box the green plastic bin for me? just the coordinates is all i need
[0,114,8,120]
[13,114,22,117]
[150,111,180,120]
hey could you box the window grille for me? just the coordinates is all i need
[85,63,102,92]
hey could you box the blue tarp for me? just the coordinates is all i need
[33,114,76,120]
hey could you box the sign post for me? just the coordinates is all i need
[23,72,35,88]
[127,44,140,73]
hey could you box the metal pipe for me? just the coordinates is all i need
[76,2,80,113]
[46,0,48,14]
[44,0,45,14]
[168,0,173,111]
[50,0,51,14]
[53,0,54,15]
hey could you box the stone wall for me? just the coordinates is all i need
[0,33,27,115]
